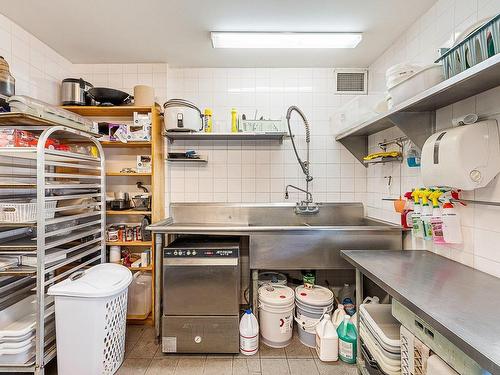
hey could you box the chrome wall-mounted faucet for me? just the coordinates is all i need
[284,106,319,214]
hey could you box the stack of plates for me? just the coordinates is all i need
[0,295,54,365]
[359,304,401,375]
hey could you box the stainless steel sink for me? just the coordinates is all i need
[149,202,402,269]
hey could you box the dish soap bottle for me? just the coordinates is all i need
[338,284,356,316]
[401,191,414,229]
[411,189,423,238]
[204,108,213,133]
[239,309,259,355]
[420,189,433,241]
[337,315,357,364]
[429,190,445,244]
[315,314,338,362]
[231,108,238,133]
[406,143,421,167]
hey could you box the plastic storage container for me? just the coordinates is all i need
[127,272,152,317]
[258,284,294,348]
[0,200,56,223]
[388,64,444,107]
[48,264,132,375]
[315,314,338,362]
[359,304,401,375]
[257,271,287,287]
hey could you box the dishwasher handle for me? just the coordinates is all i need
[164,257,238,266]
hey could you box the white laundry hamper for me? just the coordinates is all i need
[48,263,133,375]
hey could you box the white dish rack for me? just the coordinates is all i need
[0,122,105,375]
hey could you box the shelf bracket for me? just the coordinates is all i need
[387,111,436,150]
[337,135,367,165]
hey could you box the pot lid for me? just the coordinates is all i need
[258,271,287,284]
[258,284,294,304]
[48,263,132,298]
[295,285,334,306]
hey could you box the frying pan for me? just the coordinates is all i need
[87,87,133,105]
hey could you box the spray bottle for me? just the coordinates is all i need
[442,197,463,244]
[429,190,445,244]
[401,191,414,229]
[411,189,423,238]
[420,188,433,241]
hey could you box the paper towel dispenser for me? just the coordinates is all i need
[421,120,500,190]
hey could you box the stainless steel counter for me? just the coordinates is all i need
[341,250,500,375]
[148,203,402,269]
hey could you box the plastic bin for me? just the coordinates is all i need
[388,64,444,107]
[127,272,152,317]
[48,263,132,375]
[0,200,56,223]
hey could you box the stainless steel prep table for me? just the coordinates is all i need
[341,250,500,375]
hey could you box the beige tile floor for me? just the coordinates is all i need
[32,325,357,375]
[116,326,357,375]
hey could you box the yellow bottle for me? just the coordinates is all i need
[231,108,238,133]
[204,108,212,133]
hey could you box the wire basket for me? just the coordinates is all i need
[239,118,285,133]
[436,14,500,79]
[0,200,57,223]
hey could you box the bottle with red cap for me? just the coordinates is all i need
[401,191,414,229]
[442,199,463,244]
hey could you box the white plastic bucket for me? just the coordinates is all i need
[295,285,334,348]
[258,285,294,348]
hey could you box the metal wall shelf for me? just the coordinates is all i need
[165,131,288,143]
[335,54,500,165]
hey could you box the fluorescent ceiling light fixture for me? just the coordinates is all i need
[211,32,362,49]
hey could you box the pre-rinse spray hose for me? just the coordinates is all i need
[286,106,311,179]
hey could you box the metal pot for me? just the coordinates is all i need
[61,78,95,106]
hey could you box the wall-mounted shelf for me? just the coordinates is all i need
[363,156,403,165]
[167,156,208,163]
[165,131,288,143]
[335,53,500,165]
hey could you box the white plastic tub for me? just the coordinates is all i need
[360,304,400,354]
[388,64,444,107]
[127,272,152,317]
[48,263,132,375]
[258,285,294,348]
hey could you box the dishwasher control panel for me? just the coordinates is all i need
[164,248,238,258]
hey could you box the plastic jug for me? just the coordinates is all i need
[338,284,356,316]
[331,304,346,328]
[239,309,259,355]
[315,314,338,361]
[337,315,357,364]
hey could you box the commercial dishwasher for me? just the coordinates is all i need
[162,237,240,353]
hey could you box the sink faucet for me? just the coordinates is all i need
[284,106,319,215]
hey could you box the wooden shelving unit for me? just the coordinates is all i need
[106,210,152,215]
[64,104,164,326]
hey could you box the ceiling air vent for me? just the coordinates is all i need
[334,68,368,95]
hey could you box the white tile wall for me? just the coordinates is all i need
[165,67,365,206]
[72,63,168,105]
[0,13,72,104]
[365,0,500,277]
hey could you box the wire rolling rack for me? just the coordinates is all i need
[0,123,105,374]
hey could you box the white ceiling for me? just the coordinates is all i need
[0,0,436,67]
